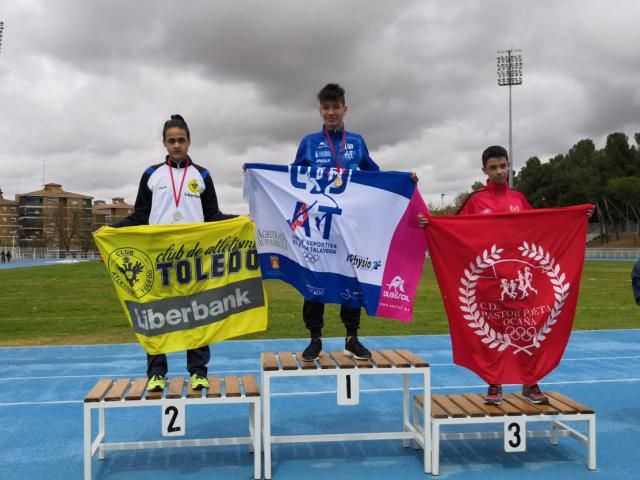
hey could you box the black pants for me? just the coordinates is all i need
[146,345,210,378]
[303,299,360,338]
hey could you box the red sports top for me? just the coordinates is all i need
[458,180,532,215]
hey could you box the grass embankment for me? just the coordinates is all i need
[0,260,638,347]
[587,233,640,248]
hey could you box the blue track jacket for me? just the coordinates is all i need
[293,127,379,171]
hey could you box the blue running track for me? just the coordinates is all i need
[1,330,639,479]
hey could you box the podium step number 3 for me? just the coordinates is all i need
[504,417,526,452]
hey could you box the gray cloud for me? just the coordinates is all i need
[1,0,639,211]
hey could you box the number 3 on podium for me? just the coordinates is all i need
[504,418,526,452]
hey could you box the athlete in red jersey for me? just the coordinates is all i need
[458,179,532,214]
[420,146,591,405]
[459,146,547,406]
[418,146,546,404]
[458,146,532,215]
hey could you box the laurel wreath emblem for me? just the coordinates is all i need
[458,242,569,356]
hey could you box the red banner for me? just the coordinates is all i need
[427,205,591,384]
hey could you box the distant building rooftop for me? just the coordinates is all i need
[19,183,93,200]
[0,188,18,206]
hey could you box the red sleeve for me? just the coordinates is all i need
[457,193,477,215]
[517,191,533,210]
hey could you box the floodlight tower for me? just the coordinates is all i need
[0,22,4,55]
[497,49,523,188]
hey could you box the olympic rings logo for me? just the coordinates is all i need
[303,252,320,264]
[505,326,537,342]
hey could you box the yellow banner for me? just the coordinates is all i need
[94,217,268,354]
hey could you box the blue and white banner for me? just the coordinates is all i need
[243,163,428,321]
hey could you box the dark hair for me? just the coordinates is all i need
[162,114,190,141]
[482,145,509,167]
[317,83,346,105]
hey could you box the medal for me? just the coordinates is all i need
[333,176,343,187]
[168,157,189,223]
[324,126,346,174]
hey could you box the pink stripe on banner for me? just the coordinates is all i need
[375,189,429,322]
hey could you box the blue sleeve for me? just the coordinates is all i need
[201,172,236,222]
[292,138,311,166]
[358,137,380,171]
[113,171,152,227]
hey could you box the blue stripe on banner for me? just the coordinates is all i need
[245,163,289,173]
[350,170,414,199]
[246,163,414,199]
[259,253,381,315]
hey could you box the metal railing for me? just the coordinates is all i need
[7,247,100,260]
[585,248,640,260]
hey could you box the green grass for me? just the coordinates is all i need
[0,260,638,347]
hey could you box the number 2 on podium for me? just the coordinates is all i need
[162,401,186,437]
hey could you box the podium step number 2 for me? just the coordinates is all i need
[162,401,186,437]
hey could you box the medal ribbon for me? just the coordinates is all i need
[167,157,189,210]
[324,127,346,174]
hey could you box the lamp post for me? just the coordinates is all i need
[440,193,445,210]
[0,21,4,55]
[497,49,523,188]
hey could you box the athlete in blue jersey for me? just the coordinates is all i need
[293,83,378,362]
[293,124,379,171]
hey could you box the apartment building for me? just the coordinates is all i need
[93,197,134,227]
[17,183,93,249]
[0,188,18,248]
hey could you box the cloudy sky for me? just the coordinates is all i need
[1,0,638,211]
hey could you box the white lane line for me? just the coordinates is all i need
[1,328,638,350]
[0,400,82,407]
[2,377,640,407]
[561,355,640,361]
[270,377,640,398]
[0,369,262,381]
[2,355,640,381]
[428,355,640,366]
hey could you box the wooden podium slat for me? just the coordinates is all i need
[396,349,429,367]
[379,350,410,367]
[125,379,147,401]
[224,376,241,397]
[278,352,299,370]
[262,352,279,371]
[295,352,318,369]
[206,376,222,398]
[242,375,260,397]
[166,377,185,399]
[105,379,131,402]
[329,351,356,368]
[84,379,113,402]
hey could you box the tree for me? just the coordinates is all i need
[607,176,640,210]
[471,181,484,191]
[516,156,553,207]
[605,132,637,177]
[46,204,91,253]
